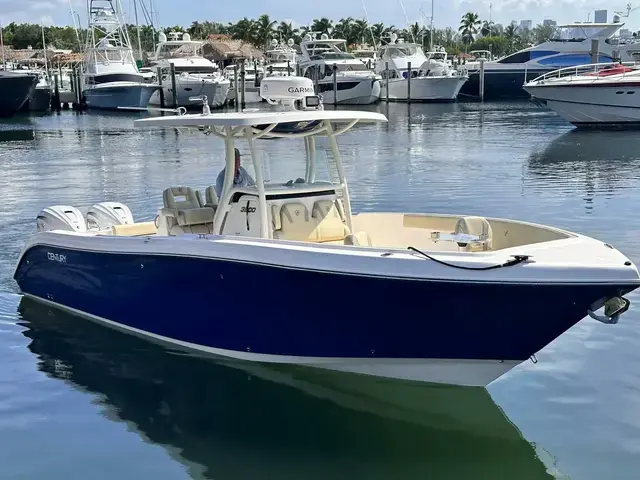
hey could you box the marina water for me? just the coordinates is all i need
[1,101,640,479]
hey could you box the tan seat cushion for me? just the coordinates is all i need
[176,207,215,227]
[108,222,157,236]
[312,200,349,243]
[273,203,318,241]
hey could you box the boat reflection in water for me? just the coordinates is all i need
[18,297,565,480]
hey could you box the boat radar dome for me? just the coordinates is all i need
[182,32,191,41]
[287,38,294,47]
[303,34,312,42]
[259,76,322,111]
[158,32,167,42]
[320,33,329,40]
[271,38,278,47]
[390,32,398,44]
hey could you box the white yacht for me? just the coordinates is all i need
[376,36,468,102]
[524,61,640,128]
[81,0,159,110]
[460,18,640,99]
[15,76,640,388]
[148,31,230,109]
[264,38,297,77]
[298,33,381,105]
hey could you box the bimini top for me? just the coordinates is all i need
[133,110,387,128]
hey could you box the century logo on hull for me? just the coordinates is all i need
[287,86,314,93]
[47,252,67,263]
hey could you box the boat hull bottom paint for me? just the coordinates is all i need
[23,294,520,387]
[15,241,636,388]
[83,83,159,110]
[382,76,467,101]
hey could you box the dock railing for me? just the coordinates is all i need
[528,62,640,85]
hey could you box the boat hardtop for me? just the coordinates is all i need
[13,74,640,388]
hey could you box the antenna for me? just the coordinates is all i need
[361,0,378,50]
[398,0,416,43]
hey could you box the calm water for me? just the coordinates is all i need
[1,101,640,479]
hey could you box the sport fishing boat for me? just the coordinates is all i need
[13,76,640,388]
[81,0,159,110]
[524,61,640,128]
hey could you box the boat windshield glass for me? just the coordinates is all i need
[324,63,369,74]
[384,45,420,57]
[227,148,336,189]
[157,42,203,59]
[87,48,135,64]
[550,25,612,42]
[427,52,446,61]
[352,51,374,58]
[267,52,295,62]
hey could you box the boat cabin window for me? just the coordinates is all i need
[322,63,368,76]
[550,25,613,42]
[383,45,420,57]
[88,48,135,64]
[536,53,614,67]
[171,65,217,74]
[497,50,533,64]
[157,42,203,59]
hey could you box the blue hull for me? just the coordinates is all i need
[13,244,636,362]
[83,85,158,110]
[459,69,554,100]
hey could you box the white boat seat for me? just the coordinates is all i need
[163,186,200,210]
[273,202,319,241]
[344,231,372,246]
[454,216,492,251]
[161,186,214,235]
[204,185,219,209]
[312,200,350,243]
[272,199,353,244]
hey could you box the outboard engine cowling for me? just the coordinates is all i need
[36,206,87,233]
[86,202,134,230]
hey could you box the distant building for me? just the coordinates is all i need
[594,9,607,23]
[543,19,557,27]
[519,20,532,30]
[510,20,518,27]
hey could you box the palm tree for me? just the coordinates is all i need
[503,24,519,52]
[311,18,333,36]
[254,14,277,48]
[276,21,298,42]
[480,20,494,37]
[353,19,369,45]
[231,17,257,44]
[334,17,356,46]
[459,12,481,49]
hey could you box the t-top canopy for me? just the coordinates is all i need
[133,110,388,129]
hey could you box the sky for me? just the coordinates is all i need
[1,0,639,33]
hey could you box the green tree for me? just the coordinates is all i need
[459,12,481,48]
